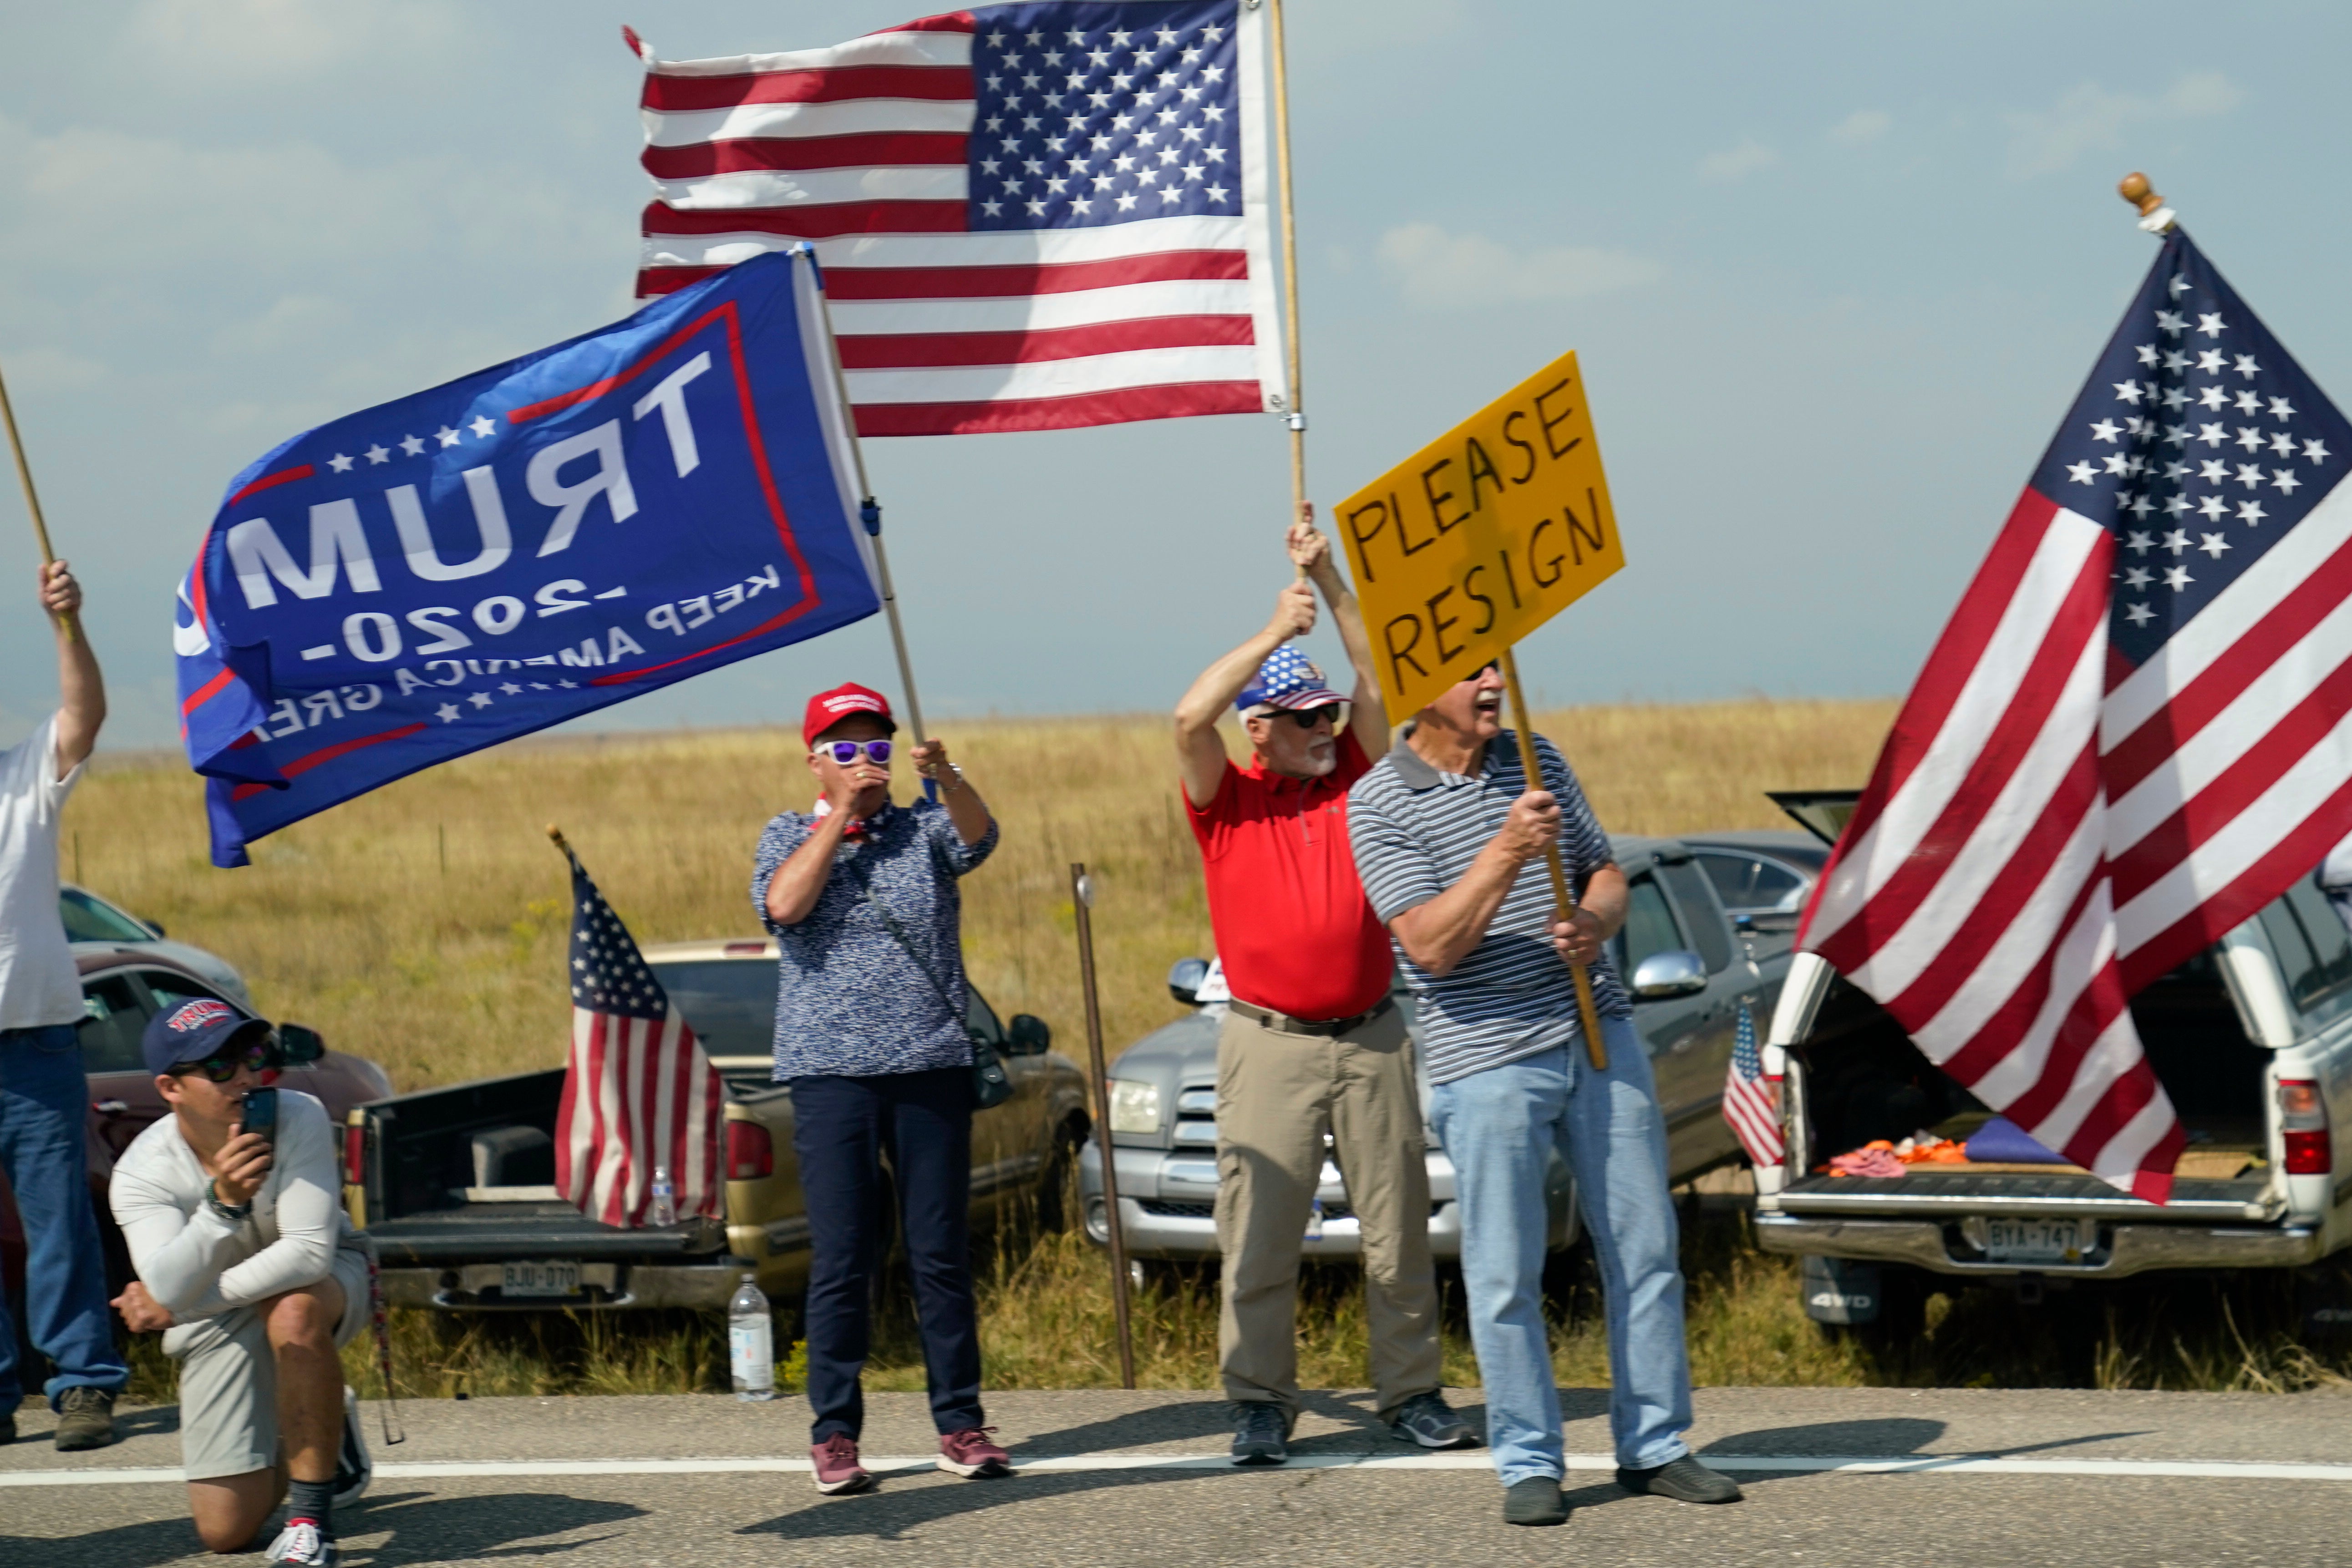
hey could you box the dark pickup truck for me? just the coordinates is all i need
[344,939,1088,1310]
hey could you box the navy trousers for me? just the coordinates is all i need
[788,1067,982,1442]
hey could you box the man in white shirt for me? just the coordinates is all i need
[0,558,124,1451]
[112,998,372,1567]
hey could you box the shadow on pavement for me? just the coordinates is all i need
[1701,1416,1949,1460]
[740,1466,1264,1543]
[333,1489,647,1564]
[0,1515,218,1568]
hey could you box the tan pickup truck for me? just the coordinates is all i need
[344,939,1089,1310]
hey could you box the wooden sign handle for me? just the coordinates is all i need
[0,356,78,644]
[1499,646,1608,1071]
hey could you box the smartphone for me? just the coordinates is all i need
[239,1086,279,1147]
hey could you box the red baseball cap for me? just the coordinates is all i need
[803,682,898,747]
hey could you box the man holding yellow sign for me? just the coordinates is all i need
[1340,354,1739,1527]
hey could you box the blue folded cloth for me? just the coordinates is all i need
[1963,1116,2069,1164]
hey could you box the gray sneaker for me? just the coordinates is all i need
[1387,1390,1478,1450]
[52,1387,116,1452]
[1615,1455,1743,1503]
[1229,1402,1289,1466]
[1504,1475,1569,1526]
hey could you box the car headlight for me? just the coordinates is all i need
[1107,1078,1163,1134]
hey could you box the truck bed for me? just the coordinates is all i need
[1776,1168,2277,1222]
[368,1200,727,1265]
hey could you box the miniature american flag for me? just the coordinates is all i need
[628,0,1286,436]
[554,849,724,1228]
[1720,1001,1783,1168]
[1801,227,2352,1202]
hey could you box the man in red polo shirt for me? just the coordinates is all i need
[1175,513,1473,1466]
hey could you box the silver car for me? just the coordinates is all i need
[1080,832,1805,1263]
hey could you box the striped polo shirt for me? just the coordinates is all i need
[1347,727,1631,1085]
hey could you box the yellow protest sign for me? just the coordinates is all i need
[1334,350,1623,718]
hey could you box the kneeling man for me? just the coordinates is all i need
[112,1000,371,1565]
[1346,664,1741,1526]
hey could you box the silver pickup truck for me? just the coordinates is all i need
[1753,793,2352,1336]
[1079,831,1820,1264]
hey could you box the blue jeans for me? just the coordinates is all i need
[1427,1016,1690,1485]
[0,1025,127,1407]
[788,1067,982,1443]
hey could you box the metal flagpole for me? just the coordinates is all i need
[1264,0,1309,568]
[0,354,78,644]
[1071,863,1138,1387]
[807,262,928,745]
[1498,646,1609,1071]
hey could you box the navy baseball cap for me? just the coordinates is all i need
[1236,647,1344,715]
[142,997,271,1077]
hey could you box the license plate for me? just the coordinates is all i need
[1982,1218,2088,1264]
[501,1259,582,1297]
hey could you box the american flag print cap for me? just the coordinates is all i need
[1237,645,1341,713]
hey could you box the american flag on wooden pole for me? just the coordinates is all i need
[1799,212,2352,1203]
[627,0,1287,437]
[1722,1001,1783,1169]
[551,832,724,1228]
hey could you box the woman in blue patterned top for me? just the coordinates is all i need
[751,681,1005,1497]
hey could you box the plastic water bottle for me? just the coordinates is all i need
[729,1273,776,1401]
[649,1166,677,1228]
[1304,1198,1325,1242]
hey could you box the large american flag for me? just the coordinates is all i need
[554,850,724,1228]
[1801,228,2352,1202]
[1722,1001,1783,1169]
[629,0,1286,436]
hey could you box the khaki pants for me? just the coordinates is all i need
[1214,1001,1441,1421]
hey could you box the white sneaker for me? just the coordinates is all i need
[264,1519,341,1566]
[332,1385,372,1509]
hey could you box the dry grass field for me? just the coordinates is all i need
[80,698,2352,1402]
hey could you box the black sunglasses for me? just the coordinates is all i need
[178,1038,275,1084]
[1273,705,1341,730]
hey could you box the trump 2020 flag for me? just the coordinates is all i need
[1800,227,2352,1201]
[556,845,723,1229]
[177,249,879,868]
[629,0,1287,435]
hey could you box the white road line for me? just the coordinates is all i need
[5,1452,2351,1487]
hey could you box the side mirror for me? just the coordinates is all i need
[1631,950,1709,1000]
[1006,1014,1052,1056]
[276,1023,326,1066]
[142,918,167,938]
[1167,957,1210,1006]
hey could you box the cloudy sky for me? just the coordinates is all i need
[4,0,2349,749]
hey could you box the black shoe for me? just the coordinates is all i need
[1387,1390,1478,1450]
[0,1405,16,1445]
[1503,1475,1569,1526]
[1229,1402,1289,1466]
[1615,1455,1743,1503]
[332,1387,373,1509]
[52,1387,117,1452]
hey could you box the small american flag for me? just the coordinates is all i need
[1721,1001,1783,1168]
[554,850,724,1228]
[1801,226,2352,1202]
[629,0,1285,436]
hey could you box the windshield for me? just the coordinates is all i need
[653,959,780,1059]
[60,887,155,944]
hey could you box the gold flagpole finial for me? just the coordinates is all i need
[546,823,575,858]
[2118,172,2176,233]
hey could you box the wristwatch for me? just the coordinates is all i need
[205,1180,253,1223]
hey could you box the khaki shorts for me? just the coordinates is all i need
[162,1242,371,1482]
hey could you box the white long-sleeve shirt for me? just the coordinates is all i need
[111,1089,355,1321]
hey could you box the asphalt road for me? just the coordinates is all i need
[6,1385,2352,1567]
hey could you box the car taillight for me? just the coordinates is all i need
[2280,1079,2331,1176]
[344,1123,366,1186]
[726,1120,773,1181]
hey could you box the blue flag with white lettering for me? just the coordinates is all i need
[176,249,879,867]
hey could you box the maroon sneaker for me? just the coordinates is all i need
[937,1427,1012,1479]
[810,1434,874,1495]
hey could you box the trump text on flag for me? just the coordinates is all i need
[1334,351,1624,717]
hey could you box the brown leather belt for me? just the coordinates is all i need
[1228,995,1395,1038]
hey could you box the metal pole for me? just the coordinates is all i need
[1072,863,1137,1388]
[807,254,927,742]
[0,353,78,643]
[1498,647,1608,1071]
[1265,0,1309,569]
